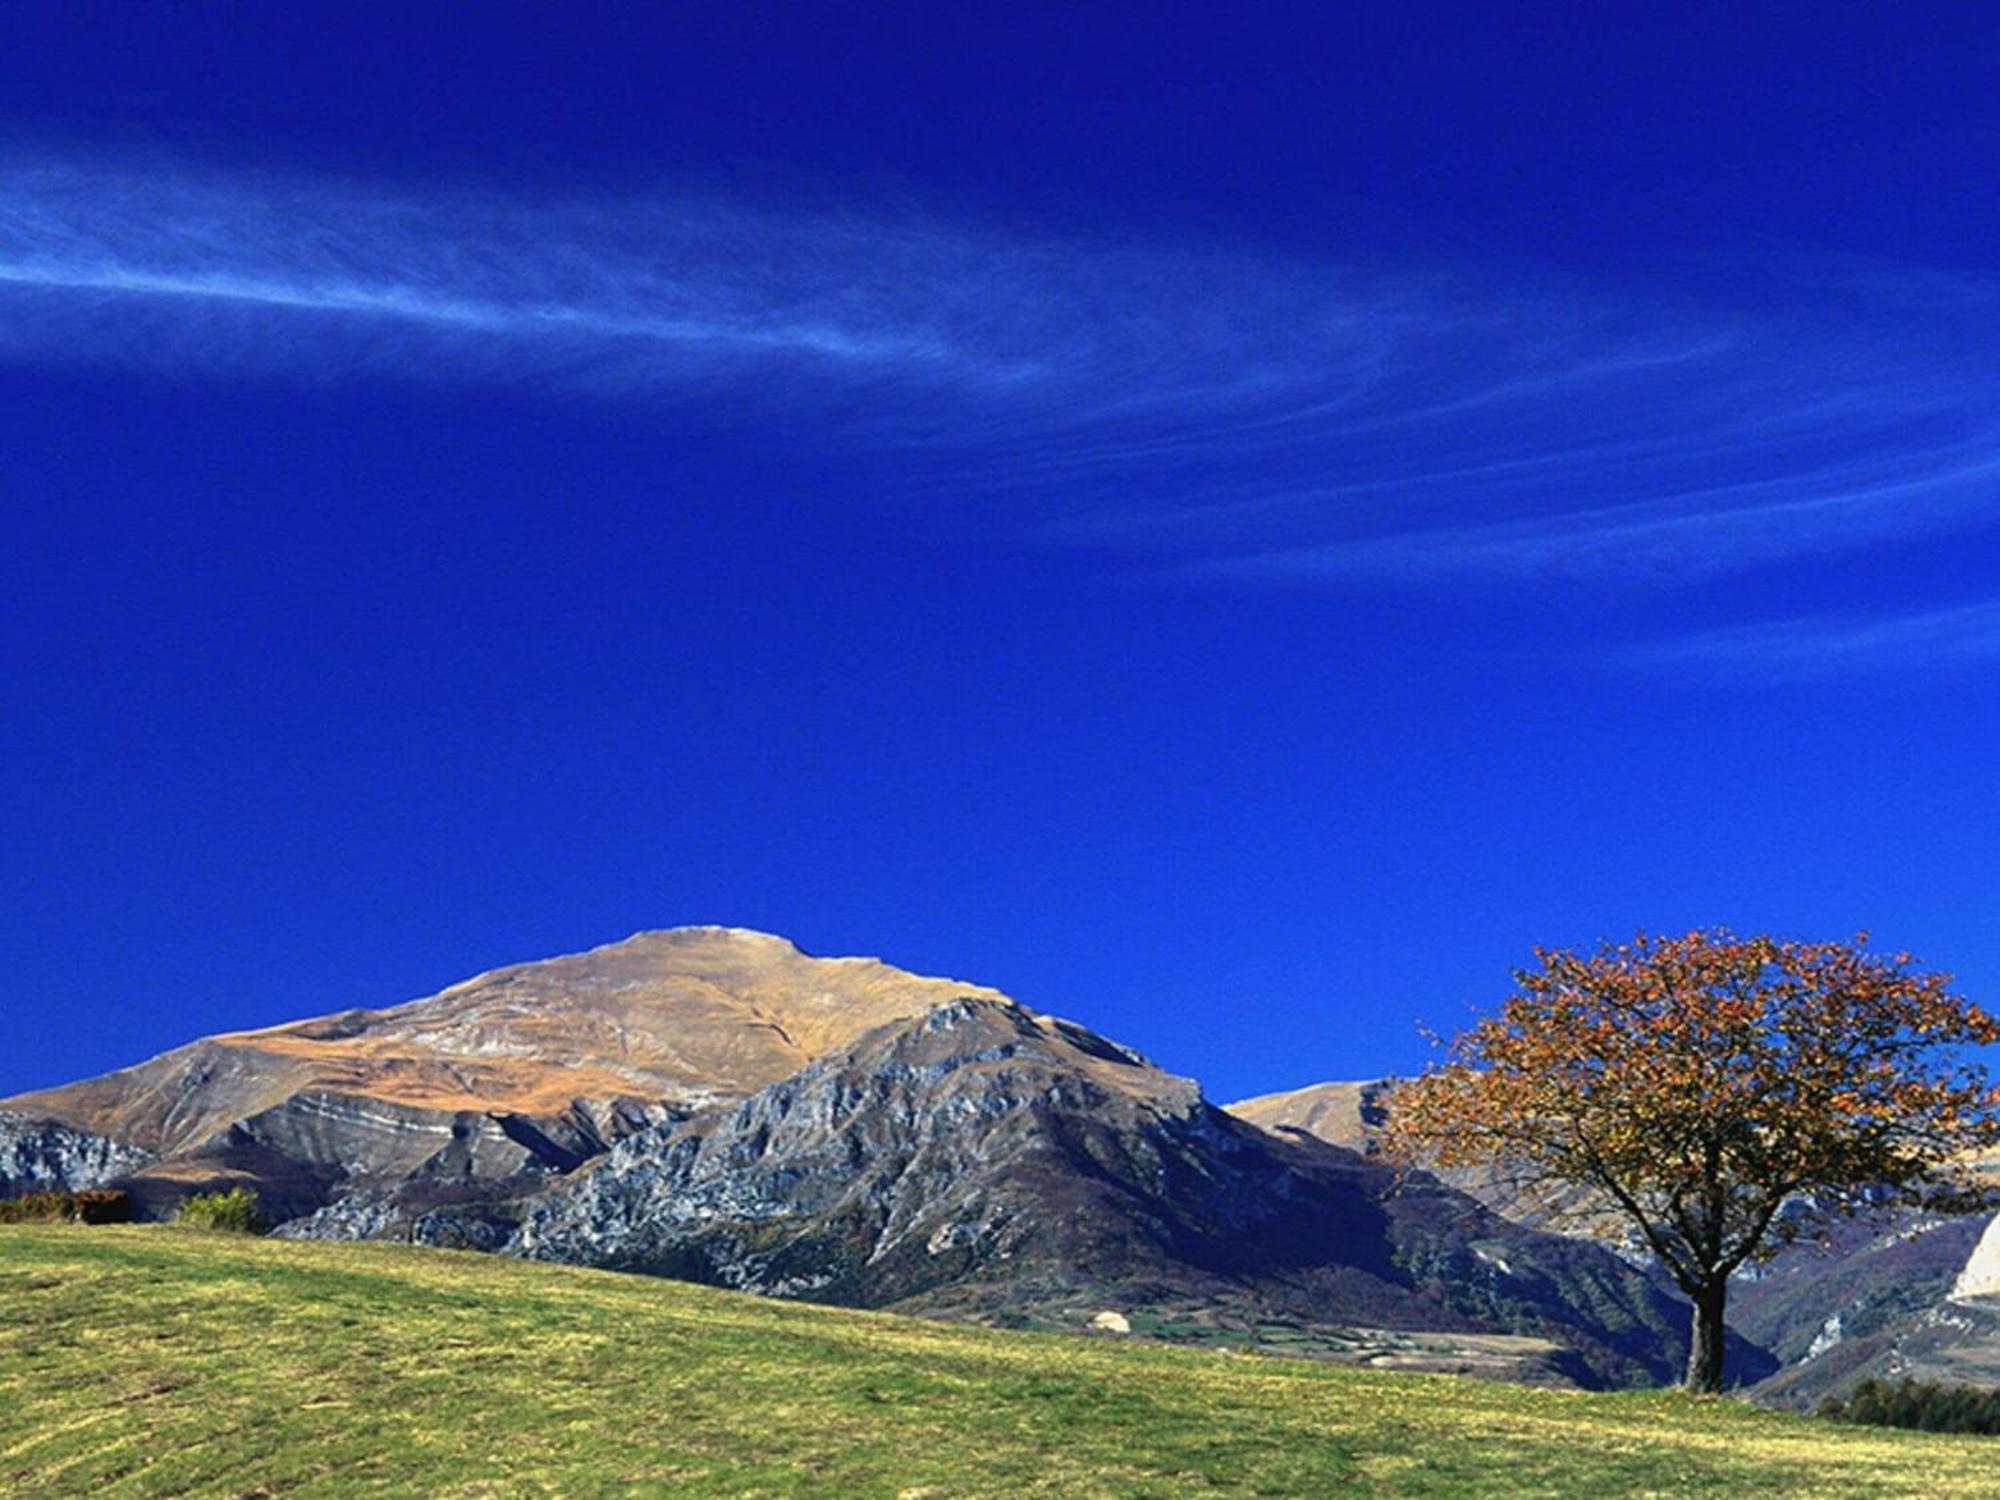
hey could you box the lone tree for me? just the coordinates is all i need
[1384,930,2000,1393]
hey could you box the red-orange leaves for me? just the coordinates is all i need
[1383,929,2000,1391]
[1383,929,2000,1289]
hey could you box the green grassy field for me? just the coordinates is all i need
[2,1227,1993,1497]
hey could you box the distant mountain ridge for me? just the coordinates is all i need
[1228,1079,1389,1154]
[1229,1074,2000,1407]
[1226,1077,1624,1235]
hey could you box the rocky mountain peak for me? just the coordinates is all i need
[502,996,1716,1388]
[0,926,1020,1220]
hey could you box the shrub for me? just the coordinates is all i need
[1821,1377,2000,1436]
[0,1190,77,1224]
[0,1188,134,1224]
[71,1188,134,1224]
[172,1187,267,1234]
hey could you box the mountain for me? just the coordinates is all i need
[2,927,1008,1220]
[1228,1079,1389,1152]
[1227,1077,1613,1235]
[3,927,1765,1388]
[507,996,1763,1387]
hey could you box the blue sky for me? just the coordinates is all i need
[4,2,2000,1104]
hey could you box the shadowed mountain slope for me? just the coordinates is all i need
[1234,1080,2000,1405]
[1741,1209,2000,1408]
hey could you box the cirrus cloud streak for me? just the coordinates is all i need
[5,148,2000,678]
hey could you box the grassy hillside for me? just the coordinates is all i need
[1,1229,1992,1498]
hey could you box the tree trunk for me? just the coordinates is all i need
[1683,1278,1728,1393]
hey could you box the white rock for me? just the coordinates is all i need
[1950,1211,2000,1302]
[1088,1310,1132,1334]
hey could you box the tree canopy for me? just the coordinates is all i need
[1384,930,2000,1392]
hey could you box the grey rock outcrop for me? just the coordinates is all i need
[0,1109,151,1195]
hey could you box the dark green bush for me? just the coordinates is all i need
[1820,1377,2000,1435]
[0,1188,131,1224]
[172,1187,267,1234]
[0,1190,77,1224]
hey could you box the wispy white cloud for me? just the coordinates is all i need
[1618,601,2000,684]
[4,146,1999,632]
[0,157,1021,391]
[0,258,947,363]
[1190,444,2000,590]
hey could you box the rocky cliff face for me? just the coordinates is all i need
[513,998,1743,1388]
[0,1109,151,1194]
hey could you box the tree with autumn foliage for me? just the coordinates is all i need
[1383,930,2000,1393]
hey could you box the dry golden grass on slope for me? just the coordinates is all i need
[2,1226,1995,1498]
